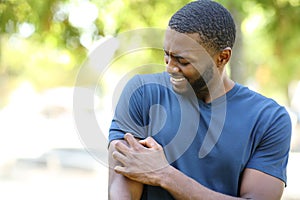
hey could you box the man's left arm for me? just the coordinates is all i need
[113,133,286,200]
[158,163,285,200]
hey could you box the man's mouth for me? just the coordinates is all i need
[169,74,188,88]
[171,76,186,82]
[169,73,187,81]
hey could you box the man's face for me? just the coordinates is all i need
[164,28,216,98]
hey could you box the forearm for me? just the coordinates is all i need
[108,139,144,200]
[159,165,245,200]
[109,172,143,200]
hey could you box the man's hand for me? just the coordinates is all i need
[112,133,170,186]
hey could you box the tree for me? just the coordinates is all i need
[0,0,299,106]
[242,0,300,103]
[0,0,86,94]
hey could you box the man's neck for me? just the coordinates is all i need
[201,76,234,103]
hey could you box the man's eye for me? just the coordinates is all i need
[178,58,189,66]
[180,62,189,66]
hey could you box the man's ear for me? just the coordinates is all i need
[217,47,232,68]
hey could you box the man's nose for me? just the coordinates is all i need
[166,65,180,74]
[166,58,180,73]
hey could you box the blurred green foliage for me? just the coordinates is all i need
[0,0,300,107]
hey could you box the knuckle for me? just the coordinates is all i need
[112,151,118,158]
[114,141,122,148]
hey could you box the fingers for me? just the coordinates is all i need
[113,166,131,176]
[124,133,143,150]
[113,133,144,165]
[114,165,127,174]
[120,133,162,151]
[139,137,161,150]
[114,139,130,154]
[114,165,122,173]
[112,151,127,166]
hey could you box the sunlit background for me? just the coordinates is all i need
[0,0,300,199]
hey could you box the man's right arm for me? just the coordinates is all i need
[108,139,144,200]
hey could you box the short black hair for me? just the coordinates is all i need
[168,0,236,53]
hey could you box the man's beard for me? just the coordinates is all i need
[190,64,213,99]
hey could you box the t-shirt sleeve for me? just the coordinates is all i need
[246,106,292,185]
[109,75,148,143]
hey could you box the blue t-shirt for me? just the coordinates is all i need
[109,72,291,199]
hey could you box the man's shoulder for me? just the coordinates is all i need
[233,83,289,118]
[234,83,281,105]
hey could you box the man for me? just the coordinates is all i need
[108,0,291,199]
